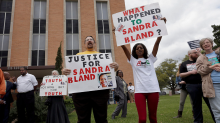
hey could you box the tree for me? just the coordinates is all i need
[211,24,220,49]
[182,55,189,62]
[156,59,178,94]
[55,42,63,75]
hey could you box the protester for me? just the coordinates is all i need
[62,36,119,123]
[0,72,16,123]
[128,82,135,103]
[112,70,128,119]
[16,67,38,123]
[46,70,70,123]
[0,69,6,99]
[180,49,215,123]
[196,38,220,122]
[173,64,193,118]
[120,17,166,123]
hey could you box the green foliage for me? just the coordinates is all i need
[34,93,48,122]
[211,24,220,49]
[64,96,75,114]
[8,93,48,123]
[55,42,63,75]
[8,100,18,123]
[182,55,189,62]
[155,59,178,94]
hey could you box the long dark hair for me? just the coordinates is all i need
[132,43,148,59]
[116,70,123,77]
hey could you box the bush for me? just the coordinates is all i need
[8,93,48,123]
[64,96,75,114]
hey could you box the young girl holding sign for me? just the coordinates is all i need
[120,18,166,123]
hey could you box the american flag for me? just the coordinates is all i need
[187,40,200,49]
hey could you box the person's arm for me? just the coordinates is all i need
[31,75,38,91]
[179,70,197,78]
[152,17,167,57]
[110,62,119,72]
[196,55,213,76]
[121,45,131,61]
[152,37,162,57]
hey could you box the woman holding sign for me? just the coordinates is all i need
[120,18,166,123]
[46,70,70,123]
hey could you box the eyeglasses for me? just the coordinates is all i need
[136,47,143,50]
[86,39,94,42]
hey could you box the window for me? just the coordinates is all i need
[0,0,12,67]
[32,0,46,66]
[66,1,79,56]
[96,2,111,53]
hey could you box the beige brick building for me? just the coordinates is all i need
[0,0,134,99]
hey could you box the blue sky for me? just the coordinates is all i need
[124,0,220,67]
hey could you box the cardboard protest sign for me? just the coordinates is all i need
[65,53,116,93]
[40,75,68,96]
[112,2,168,46]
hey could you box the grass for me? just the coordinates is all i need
[68,95,215,123]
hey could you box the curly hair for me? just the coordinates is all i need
[132,43,148,59]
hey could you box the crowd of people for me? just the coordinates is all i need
[0,17,220,123]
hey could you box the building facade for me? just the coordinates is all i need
[0,0,134,102]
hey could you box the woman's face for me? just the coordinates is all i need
[100,75,108,87]
[118,71,123,77]
[52,71,58,75]
[202,39,212,51]
[136,45,144,57]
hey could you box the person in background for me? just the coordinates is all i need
[173,64,193,118]
[112,70,128,119]
[0,69,6,100]
[180,49,215,123]
[0,72,16,123]
[128,82,135,103]
[16,67,38,123]
[46,70,70,123]
[196,38,220,122]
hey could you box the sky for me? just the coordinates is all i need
[123,0,220,67]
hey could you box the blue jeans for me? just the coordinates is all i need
[209,83,220,123]
[186,84,215,123]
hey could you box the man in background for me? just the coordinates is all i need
[128,82,135,103]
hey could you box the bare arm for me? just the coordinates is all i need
[179,70,196,78]
[121,45,131,61]
[152,17,166,57]
[152,37,162,57]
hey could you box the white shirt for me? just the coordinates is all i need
[128,54,160,93]
[128,85,134,93]
[16,73,38,93]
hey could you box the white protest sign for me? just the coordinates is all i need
[65,53,116,93]
[112,2,168,46]
[40,75,68,96]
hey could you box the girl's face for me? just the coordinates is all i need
[136,45,144,57]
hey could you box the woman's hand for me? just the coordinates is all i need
[179,81,186,84]
[62,68,71,75]
[161,17,167,24]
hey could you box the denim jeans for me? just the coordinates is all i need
[209,83,220,123]
[186,84,215,123]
